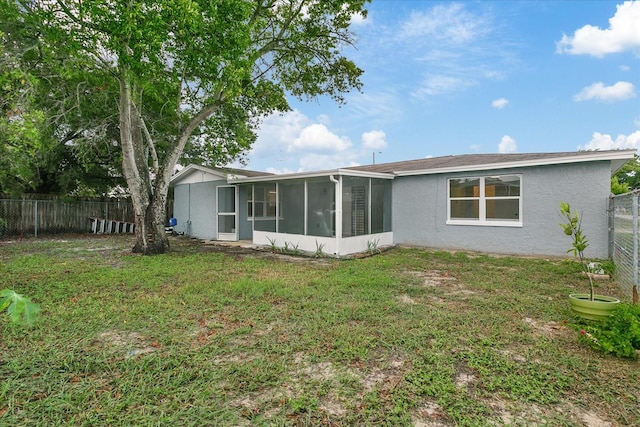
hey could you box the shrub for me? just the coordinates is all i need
[580,303,640,359]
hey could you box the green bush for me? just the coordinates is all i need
[581,303,640,359]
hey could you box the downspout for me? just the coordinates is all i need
[330,175,342,256]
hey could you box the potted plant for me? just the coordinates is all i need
[560,202,620,321]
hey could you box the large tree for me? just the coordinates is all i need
[1,7,125,197]
[5,0,367,253]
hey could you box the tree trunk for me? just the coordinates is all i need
[119,78,223,255]
[119,73,169,255]
[131,199,169,255]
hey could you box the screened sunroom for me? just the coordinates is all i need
[231,170,394,256]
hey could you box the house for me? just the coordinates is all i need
[169,165,271,241]
[170,149,635,258]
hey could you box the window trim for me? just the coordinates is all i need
[446,174,523,227]
[247,184,281,221]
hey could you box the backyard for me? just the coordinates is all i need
[0,236,638,426]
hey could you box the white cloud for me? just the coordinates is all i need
[317,114,331,125]
[413,75,475,98]
[470,144,482,151]
[348,90,403,124]
[290,124,352,152]
[253,110,309,151]
[579,130,640,150]
[361,130,388,150]
[556,1,640,57]
[252,110,388,173]
[498,135,517,153]
[298,153,360,171]
[400,3,490,43]
[395,3,513,99]
[573,81,636,102]
[492,98,509,109]
[350,11,368,26]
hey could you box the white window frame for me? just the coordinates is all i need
[446,174,523,227]
[247,184,280,221]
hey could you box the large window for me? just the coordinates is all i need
[248,184,278,219]
[249,184,278,232]
[448,175,521,226]
[307,178,335,237]
[278,180,304,234]
[246,175,392,237]
[342,176,369,237]
[342,177,392,237]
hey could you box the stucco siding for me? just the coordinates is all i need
[392,161,611,257]
[172,183,191,235]
[173,181,223,239]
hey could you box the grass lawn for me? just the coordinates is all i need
[1,236,638,426]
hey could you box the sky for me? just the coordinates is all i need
[236,0,640,174]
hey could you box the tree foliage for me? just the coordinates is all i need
[1,3,125,196]
[612,154,640,194]
[2,0,368,254]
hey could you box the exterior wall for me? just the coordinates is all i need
[392,161,612,258]
[172,183,191,235]
[172,180,223,239]
[253,230,393,257]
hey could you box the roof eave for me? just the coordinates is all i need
[393,150,636,177]
[229,168,394,183]
[170,164,252,185]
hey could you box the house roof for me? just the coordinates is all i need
[170,164,272,185]
[182,150,636,185]
[346,149,635,177]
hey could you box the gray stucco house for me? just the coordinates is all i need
[170,149,635,258]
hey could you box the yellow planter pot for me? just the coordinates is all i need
[569,293,620,321]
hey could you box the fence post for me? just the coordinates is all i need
[34,200,38,238]
[634,195,639,304]
[608,195,614,258]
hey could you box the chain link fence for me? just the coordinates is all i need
[609,191,640,301]
[0,196,135,238]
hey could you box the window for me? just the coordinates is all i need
[342,176,369,237]
[248,184,278,219]
[448,175,521,226]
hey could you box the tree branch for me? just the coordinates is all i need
[132,103,159,175]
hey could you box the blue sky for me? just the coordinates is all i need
[239,1,640,174]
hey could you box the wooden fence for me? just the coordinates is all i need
[0,196,136,237]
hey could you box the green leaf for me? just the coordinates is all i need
[0,289,40,325]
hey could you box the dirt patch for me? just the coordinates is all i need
[413,401,451,426]
[405,269,475,297]
[487,399,614,427]
[226,350,411,421]
[93,329,160,358]
[398,294,417,305]
[522,317,569,338]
